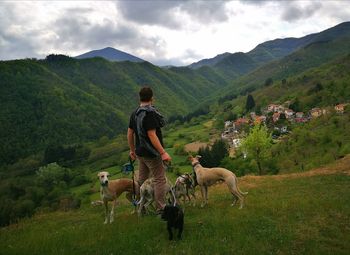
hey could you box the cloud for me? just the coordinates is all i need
[116,1,182,28]
[280,1,323,22]
[51,9,168,62]
[116,0,229,29]
[0,3,41,59]
[0,0,349,66]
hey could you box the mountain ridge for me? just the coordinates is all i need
[75,47,145,63]
[188,21,350,79]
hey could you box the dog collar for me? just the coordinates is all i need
[192,162,201,168]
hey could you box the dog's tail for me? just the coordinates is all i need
[137,195,145,206]
[235,177,248,195]
[169,186,177,206]
[239,189,248,195]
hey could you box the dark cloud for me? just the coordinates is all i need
[281,1,323,22]
[116,0,229,29]
[239,0,270,6]
[116,1,182,28]
[179,1,229,23]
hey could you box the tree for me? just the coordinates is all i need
[197,140,228,167]
[210,139,228,166]
[36,163,71,190]
[241,124,272,175]
[264,77,273,87]
[289,98,301,112]
[245,94,255,113]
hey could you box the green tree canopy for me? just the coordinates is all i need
[245,94,256,113]
[241,124,272,175]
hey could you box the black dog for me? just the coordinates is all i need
[161,205,184,240]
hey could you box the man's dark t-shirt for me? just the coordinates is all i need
[129,107,164,158]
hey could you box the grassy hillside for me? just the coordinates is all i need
[1,156,349,255]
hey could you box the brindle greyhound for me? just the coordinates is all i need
[189,155,248,208]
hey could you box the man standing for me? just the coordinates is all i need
[127,86,171,214]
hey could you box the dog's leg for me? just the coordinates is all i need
[177,219,184,240]
[137,196,146,216]
[231,193,238,207]
[228,179,244,209]
[204,186,208,206]
[167,222,173,240]
[126,192,136,214]
[144,198,154,214]
[186,186,191,204]
[103,200,109,224]
[191,190,196,207]
[200,186,206,207]
[110,199,117,223]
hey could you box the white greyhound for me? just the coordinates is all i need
[189,155,248,208]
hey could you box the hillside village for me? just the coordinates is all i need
[222,102,349,152]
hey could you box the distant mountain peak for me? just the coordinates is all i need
[75,47,145,63]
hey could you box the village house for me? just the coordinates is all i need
[267,104,283,113]
[234,117,250,127]
[335,103,348,114]
[284,109,294,119]
[224,120,233,129]
[272,112,280,122]
[254,115,267,124]
[295,117,308,123]
[295,112,304,118]
[310,108,322,118]
[310,108,328,118]
[232,138,241,148]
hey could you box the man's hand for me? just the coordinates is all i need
[161,151,171,162]
[129,151,136,161]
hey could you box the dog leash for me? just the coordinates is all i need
[163,161,177,206]
[127,157,138,207]
[120,157,138,207]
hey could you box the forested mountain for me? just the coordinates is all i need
[189,21,350,79]
[215,35,350,100]
[188,52,231,69]
[0,55,229,165]
[75,47,145,63]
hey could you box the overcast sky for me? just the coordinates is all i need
[0,0,349,66]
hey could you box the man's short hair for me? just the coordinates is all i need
[139,86,153,102]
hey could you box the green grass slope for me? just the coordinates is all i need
[1,157,349,255]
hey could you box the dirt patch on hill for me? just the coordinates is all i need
[211,155,350,193]
[240,154,350,183]
[184,142,208,153]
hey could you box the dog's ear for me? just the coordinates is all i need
[188,155,193,161]
[195,155,202,159]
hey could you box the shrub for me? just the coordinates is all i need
[173,143,187,156]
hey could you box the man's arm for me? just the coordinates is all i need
[127,128,136,160]
[147,129,171,161]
